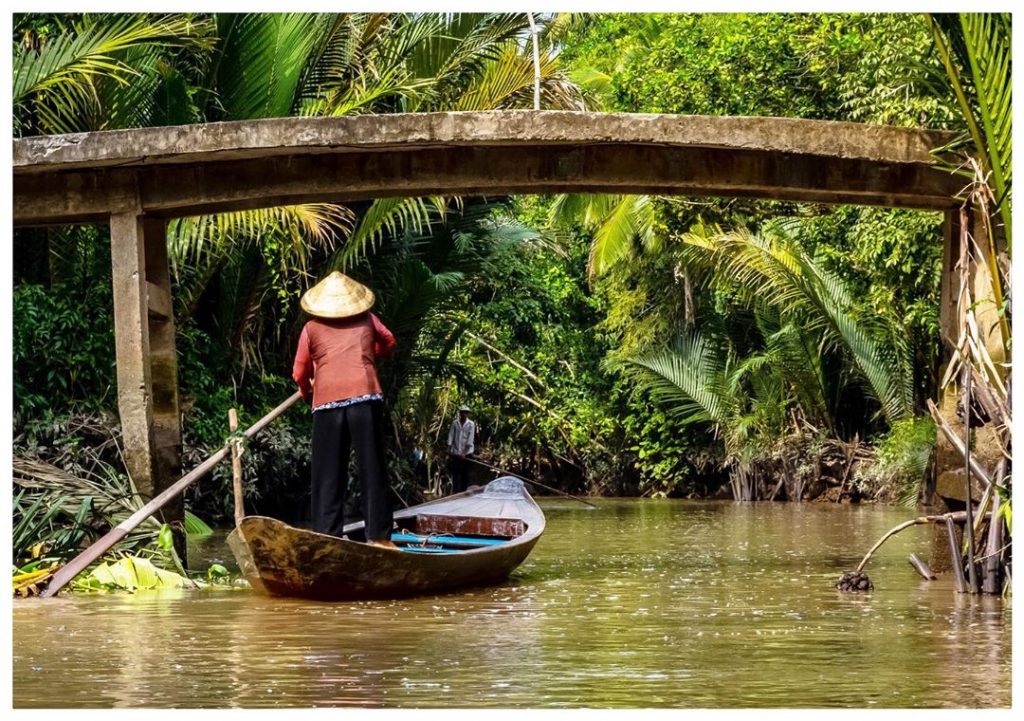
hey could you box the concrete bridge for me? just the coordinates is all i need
[12,110,969,540]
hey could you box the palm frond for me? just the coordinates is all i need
[548,193,659,279]
[168,203,353,322]
[681,224,914,423]
[408,14,529,108]
[310,64,430,116]
[614,331,734,427]
[587,195,659,279]
[168,203,352,271]
[91,43,164,130]
[453,41,583,111]
[930,13,1012,245]
[211,13,332,120]
[13,14,208,135]
[329,196,449,271]
[765,321,834,430]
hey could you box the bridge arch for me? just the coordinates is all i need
[12,110,963,530]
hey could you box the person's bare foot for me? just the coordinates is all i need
[367,539,399,550]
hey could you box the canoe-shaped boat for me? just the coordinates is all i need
[227,476,545,600]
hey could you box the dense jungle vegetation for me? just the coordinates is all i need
[12,13,1007,577]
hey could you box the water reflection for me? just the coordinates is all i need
[13,500,1010,708]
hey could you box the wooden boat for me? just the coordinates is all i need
[227,476,545,600]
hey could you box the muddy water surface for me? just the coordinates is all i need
[12,500,1011,708]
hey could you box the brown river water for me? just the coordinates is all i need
[12,499,1011,708]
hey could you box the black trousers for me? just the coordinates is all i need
[449,454,471,494]
[311,401,392,540]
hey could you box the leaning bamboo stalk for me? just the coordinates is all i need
[856,517,938,573]
[908,553,937,580]
[40,392,303,598]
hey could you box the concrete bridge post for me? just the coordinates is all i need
[109,210,184,560]
[928,206,1007,572]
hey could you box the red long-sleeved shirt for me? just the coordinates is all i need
[292,312,397,407]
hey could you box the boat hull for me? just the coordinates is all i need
[227,477,545,600]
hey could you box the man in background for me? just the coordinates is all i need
[447,405,476,493]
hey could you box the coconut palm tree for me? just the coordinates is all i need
[679,222,915,424]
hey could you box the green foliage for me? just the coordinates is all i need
[546,13,956,496]
[12,445,183,574]
[681,222,915,424]
[13,13,214,135]
[856,417,937,505]
[207,563,229,581]
[800,14,958,128]
[183,510,214,539]
[616,329,789,468]
[930,13,1012,246]
[617,398,720,497]
[13,488,92,567]
[211,14,328,120]
[558,14,835,117]
[998,497,1012,535]
[549,194,661,280]
[13,283,115,421]
[73,555,190,592]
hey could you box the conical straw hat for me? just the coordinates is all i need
[300,272,375,319]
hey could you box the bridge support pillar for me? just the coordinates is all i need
[929,207,1007,572]
[110,212,185,561]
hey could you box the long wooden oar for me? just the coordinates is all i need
[464,456,597,509]
[41,392,303,598]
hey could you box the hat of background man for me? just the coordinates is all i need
[300,271,375,319]
[459,405,470,412]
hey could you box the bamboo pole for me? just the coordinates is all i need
[40,392,303,598]
[963,364,980,593]
[981,486,1003,594]
[982,458,1007,594]
[229,408,244,526]
[526,13,541,111]
[464,456,598,509]
[946,515,968,594]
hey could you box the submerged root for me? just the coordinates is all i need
[836,570,873,592]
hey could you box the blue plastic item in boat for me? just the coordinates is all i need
[390,532,509,549]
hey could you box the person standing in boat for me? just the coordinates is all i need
[447,405,476,493]
[292,272,398,549]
